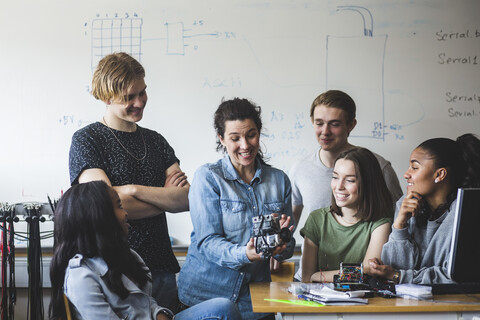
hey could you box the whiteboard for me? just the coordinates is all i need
[1,0,479,245]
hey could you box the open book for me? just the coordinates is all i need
[300,286,369,305]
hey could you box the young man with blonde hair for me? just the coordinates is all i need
[69,52,189,311]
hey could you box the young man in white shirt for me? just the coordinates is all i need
[289,90,403,281]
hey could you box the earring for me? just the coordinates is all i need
[435,178,439,183]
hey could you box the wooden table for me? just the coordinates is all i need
[250,282,480,320]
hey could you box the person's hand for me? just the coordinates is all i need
[260,213,293,233]
[366,258,395,280]
[247,240,285,263]
[270,257,280,272]
[164,170,188,187]
[394,191,422,229]
[275,213,294,234]
[249,214,294,263]
[270,243,288,257]
[246,238,262,261]
[270,213,294,257]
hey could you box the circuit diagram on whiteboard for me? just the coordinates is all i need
[87,15,236,68]
[144,20,236,55]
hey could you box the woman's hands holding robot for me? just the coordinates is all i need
[246,213,293,262]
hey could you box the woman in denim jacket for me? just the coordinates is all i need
[178,98,296,320]
[49,181,241,320]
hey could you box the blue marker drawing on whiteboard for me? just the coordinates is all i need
[166,22,185,55]
[91,17,143,70]
[58,115,93,128]
[144,21,224,56]
[326,6,387,140]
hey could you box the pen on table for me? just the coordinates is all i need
[298,294,313,301]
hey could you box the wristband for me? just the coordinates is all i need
[392,270,401,284]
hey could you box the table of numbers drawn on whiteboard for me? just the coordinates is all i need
[91,17,143,70]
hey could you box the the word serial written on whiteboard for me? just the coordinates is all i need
[436,28,480,66]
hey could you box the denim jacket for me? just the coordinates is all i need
[64,250,171,319]
[178,156,295,320]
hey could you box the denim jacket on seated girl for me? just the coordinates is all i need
[178,156,295,320]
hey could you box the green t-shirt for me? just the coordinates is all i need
[300,207,390,272]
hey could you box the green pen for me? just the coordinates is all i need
[264,298,324,307]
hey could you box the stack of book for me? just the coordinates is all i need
[292,284,370,305]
